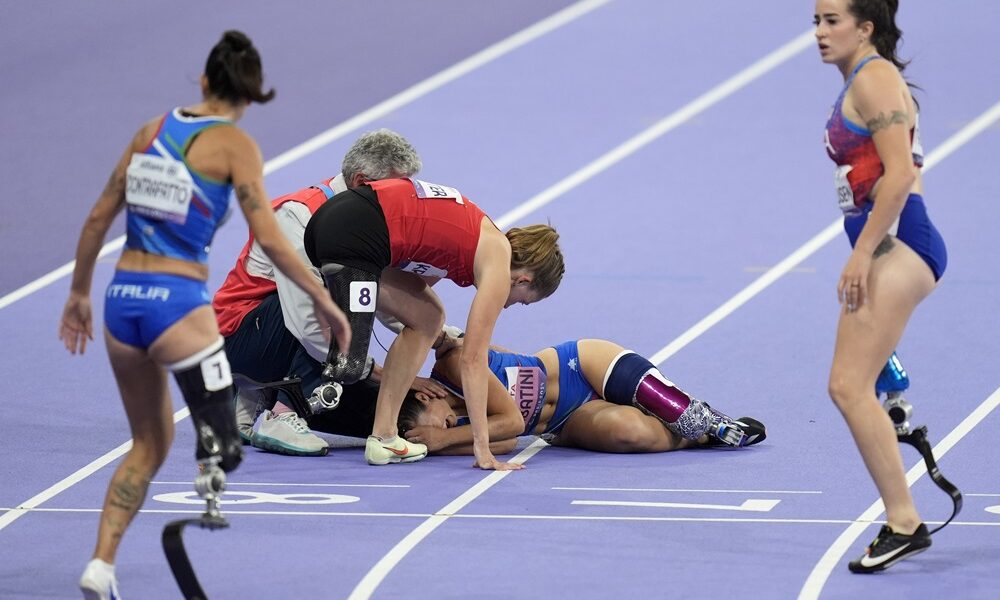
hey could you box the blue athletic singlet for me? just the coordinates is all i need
[544,341,597,434]
[432,341,598,435]
[124,108,234,263]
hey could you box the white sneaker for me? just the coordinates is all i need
[79,559,121,600]
[251,410,328,456]
[364,436,428,465]
[234,388,265,444]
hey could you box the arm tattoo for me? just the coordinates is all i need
[103,169,125,199]
[866,110,909,134]
[236,183,262,213]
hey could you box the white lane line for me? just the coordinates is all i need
[5,506,1000,528]
[799,384,1000,599]
[345,30,820,599]
[0,0,607,534]
[347,439,547,600]
[572,499,781,512]
[265,0,614,174]
[0,0,612,313]
[553,487,821,494]
[0,238,123,311]
[494,28,815,229]
[151,481,410,488]
[649,98,1000,367]
[0,408,190,532]
[342,29,827,599]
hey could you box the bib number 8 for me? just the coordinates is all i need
[350,281,377,313]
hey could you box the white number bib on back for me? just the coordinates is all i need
[398,260,448,279]
[834,164,859,215]
[126,153,195,224]
[411,178,463,204]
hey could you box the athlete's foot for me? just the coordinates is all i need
[848,523,931,573]
[79,558,121,600]
[707,416,766,447]
[365,435,427,465]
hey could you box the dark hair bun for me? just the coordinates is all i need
[222,30,251,52]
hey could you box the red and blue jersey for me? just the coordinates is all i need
[124,108,235,264]
[824,56,923,211]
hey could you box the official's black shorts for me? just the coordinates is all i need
[304,185,391,275]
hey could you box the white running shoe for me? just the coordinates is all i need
[364,436,428,465]
[79,558,121,600]
[251,410,328,456]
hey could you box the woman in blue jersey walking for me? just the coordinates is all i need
[59,31,350,599]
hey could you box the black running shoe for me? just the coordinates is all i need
[707,417,767,447]
[848,523,931,573]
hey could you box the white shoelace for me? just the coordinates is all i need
[274,411,310,433]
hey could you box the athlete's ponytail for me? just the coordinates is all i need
[506,224,565,299]
[848,0,908,73]
[204,30,276,105]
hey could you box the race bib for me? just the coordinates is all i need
[834,164,859,215]
[505,366,545,425]
[201,349,233,392]
[126,153,194,224]
[398,260,448,279]
[911,113,925,163]
[349,281,377,313]
[411,178,463,204]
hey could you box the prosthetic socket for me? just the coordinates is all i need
[320,263,379,386]
[876,351,912,435]
[603,352,749,447]
[172,351,243,474]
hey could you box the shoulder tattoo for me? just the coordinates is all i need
[866,110,909,134]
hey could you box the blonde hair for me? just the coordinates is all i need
[506,224,564,299]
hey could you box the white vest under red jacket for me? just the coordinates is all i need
[213,178,338,337]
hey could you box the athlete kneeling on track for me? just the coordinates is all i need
[214,128,452,457]
[396,338,766,456]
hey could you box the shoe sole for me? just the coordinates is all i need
[252,434,328,457]
[366,451,428,465]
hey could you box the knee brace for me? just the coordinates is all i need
[320,262,378,384]
[170,339,243,473]
[602,351,744,444]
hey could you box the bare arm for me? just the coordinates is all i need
[59,123,150,354]
[840,63,919,311]
[227,130,351,352]
[405,352,523,453]
[460,228,521,470]
[851,65,918,254]
[431,438,518,456]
